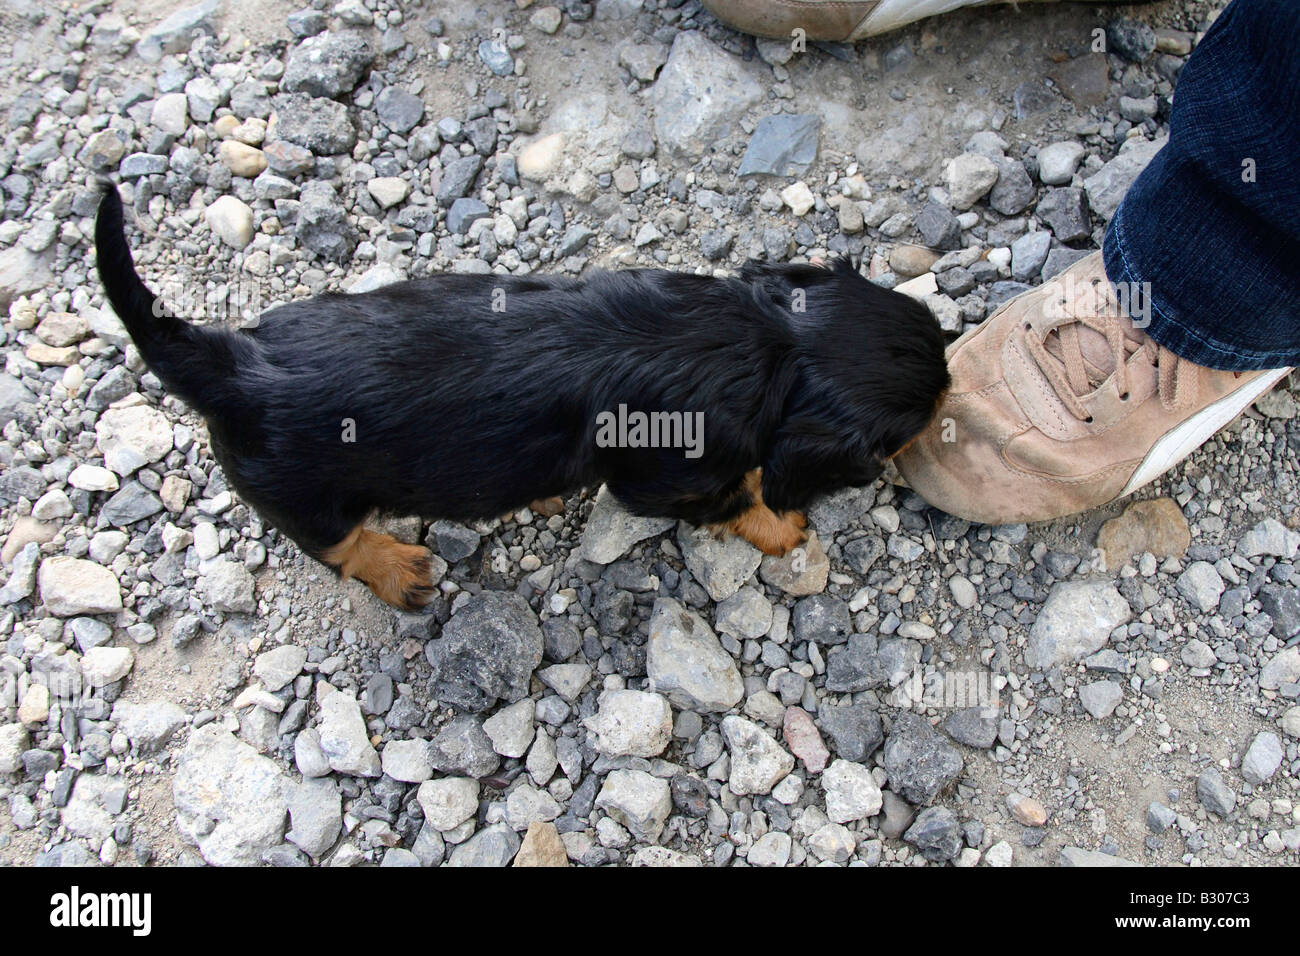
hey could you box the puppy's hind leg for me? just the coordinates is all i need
[320,523,436,611]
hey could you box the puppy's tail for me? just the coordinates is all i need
[94,183,229,411]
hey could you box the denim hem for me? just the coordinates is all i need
[1103,201,1295,373]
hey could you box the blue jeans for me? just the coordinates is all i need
[1102,0,1300,371]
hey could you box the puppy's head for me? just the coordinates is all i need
[743,257,950,506]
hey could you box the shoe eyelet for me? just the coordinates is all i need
[1119,392,1130,401]
[1085,416,1095,424]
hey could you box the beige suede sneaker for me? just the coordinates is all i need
[701,0,1128,42]
[895,252,1292,525]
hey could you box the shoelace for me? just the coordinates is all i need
[1023,283,1182,423]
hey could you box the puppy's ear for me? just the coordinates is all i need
[760,417,884,514]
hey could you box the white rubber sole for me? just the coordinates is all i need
[1118,367,1293,497]
[856,0,1129,38]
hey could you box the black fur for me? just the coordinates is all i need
[95,184,949,586]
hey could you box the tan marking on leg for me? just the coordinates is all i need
[321,524,434,610]
[710,469,808,556]
[529,496,565,518]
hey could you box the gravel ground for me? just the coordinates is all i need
[1,0,1297,868]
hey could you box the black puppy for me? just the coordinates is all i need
[95,185,949,609]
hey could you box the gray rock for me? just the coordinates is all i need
[113,700,186,752]
[381,739,435,783]
[1258,586,1300,639]
[294,728,331,778]
[483,698,536,758]
[1260,646,1300,690]
[1078,680,1123,719]
[281,32,375,98]
[200,560,256,614]
[792,593,852,646]
[66,617,113,653]
[316,684,381,777]
[436,155,485,207]
[541,618,582,663]
[646,597,743,713]
[1146,801,1177,832]
[425,592,543,711]
[254,645,308,692]
[136,0,220,62]
[843,535,886,576]
[271,93,356,155]
[1196,767,1236,817]
[653,31,763,158]
[286,777,341,858]
[823,758,882,822]
[62,774,128,843]
[677,522,761,601]
[1238,518,1300,559]
[721,715,794,795]
[428,715,500,778]
[584,689,673,757]
[1035,187,1090,242]
[1177,561,1225,613]
[447,823,521,866]
[427,519,481,562]
[447,197,490,235]
[1,723,31,774]
[595,769,672,841]
[38,557,122,616]
[714,586,773,641]
[296,180,356,261]
[1043,246,1092,280]
[737,114,820,177]
[477,39,515,77]
[1107,18,1156,62]
[1037,141,1085,185]
[817,703,883,762]
[904,806,963,861]
[825,634,888,693]
[1180,638,1218,669]
[375,86,425,133]
[915,202,961,250]
[882,712,963,806]
[120,152,170,178]
[173,724,289,866]
[0,542,39,605]
[1083,136,1166,221]
[943,707,998,748]
[988,157,1036,215]
[0,372,35,428]
[580,487,674,564]
[1026,580,1131,669]
[417,777,479,830]
[101,483,164,526]
[36,842,94,866]
[1059,846,1140,867]
[263,139,315,175]
[1010,231,1051,282]
[618,40,670,82]
[1119,95,1158,123]
[944,152,999,210]
[700,229,734,261]
[1241,732,1283,785]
